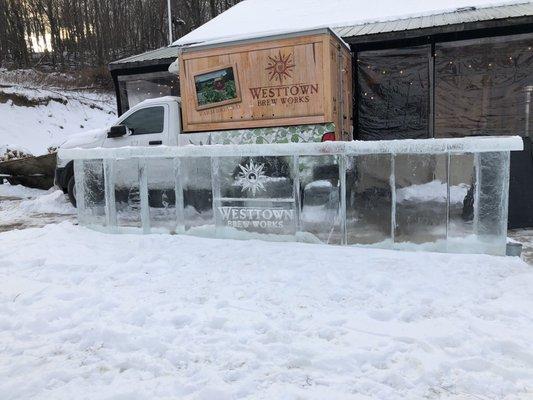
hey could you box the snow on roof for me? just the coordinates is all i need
[173,0,528,46]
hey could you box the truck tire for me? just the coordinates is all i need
[67,175,77,207]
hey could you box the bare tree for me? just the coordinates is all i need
[0,0,242,69]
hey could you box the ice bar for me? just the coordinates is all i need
[64,136,523,255]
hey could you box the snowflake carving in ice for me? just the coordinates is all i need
[236,159,267,196]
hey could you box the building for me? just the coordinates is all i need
[108,0,533,228]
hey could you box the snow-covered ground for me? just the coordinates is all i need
[1,69,533,399]
[0,184,533,399]
[0,71,115,155]
[0,184,75,232]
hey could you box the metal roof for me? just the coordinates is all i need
[109,46,180,70]
[109,2,532,69]
[335,2,533,42]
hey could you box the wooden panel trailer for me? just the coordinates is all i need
[178,28,353,141]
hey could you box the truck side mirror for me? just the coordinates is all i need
[107,125,129,138]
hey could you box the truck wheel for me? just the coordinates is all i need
[67,175,77,207]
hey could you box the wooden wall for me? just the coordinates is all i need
[179,31,353,139]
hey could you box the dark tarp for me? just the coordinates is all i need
[434,34,533,229]
[435,34,532,138]
[357,45,430,140]
[509,137,533,229]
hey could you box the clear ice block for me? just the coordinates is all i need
[180,157,214,233]
[299,155,342,244]
[213,156,298,236]
[114,158,142,229]
[346,154,392,247]
[393,154,448,250]
[74,159,106,226]
[146,158,177,233]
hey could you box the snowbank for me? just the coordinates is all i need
[0,82,115,155]
[0,183,45,199]
[396,180,469,204]
[0,184,75,229]
[18,190,75,215]
[0,222,532,399]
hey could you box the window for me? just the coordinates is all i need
[357,46,431,140]
[117,72,179,114]
[194,65,241,109]
[121,106,165,135]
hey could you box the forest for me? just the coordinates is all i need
[0,0,241,69]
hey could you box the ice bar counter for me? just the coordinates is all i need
[60,136,523,255]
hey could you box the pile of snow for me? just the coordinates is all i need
[0,184,74,226]
[174,0,523,46]
[17,190,75,215]
[0,222,532,399]
[396,181,469,204]
[0,75,116,155]
[0,183,46,199]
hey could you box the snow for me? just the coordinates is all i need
[0,221,532,399]
[17,190,75,215]
[0,183,45,199]
[0,184,75,231]
[396,181,468,204]
[173,0,525,46]
[0,81,116,155]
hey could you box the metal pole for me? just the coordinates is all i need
[525,86,532,138]
[167,0,173,45]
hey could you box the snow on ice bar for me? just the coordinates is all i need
[61,136,523,256]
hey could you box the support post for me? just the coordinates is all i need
[139,158,150,234]
[174,157,185,234]
[210,157,222,237]
[390,155,396,247]
[473,153,481,235]
[339,155,347,245]
[73,160,86,222]
[103,159,117,230]
[292,155,301,232]
[445,153,451,252]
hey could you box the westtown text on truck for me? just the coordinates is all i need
[55,28,353,205]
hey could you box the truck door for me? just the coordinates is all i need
[103,105,168,148]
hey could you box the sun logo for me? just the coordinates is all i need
[236,159,267,196]
[266,52,295,83]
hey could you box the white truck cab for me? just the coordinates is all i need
[55,96,182,204]
[102,96,181,148]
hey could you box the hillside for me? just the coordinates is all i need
[0,69,116,155]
